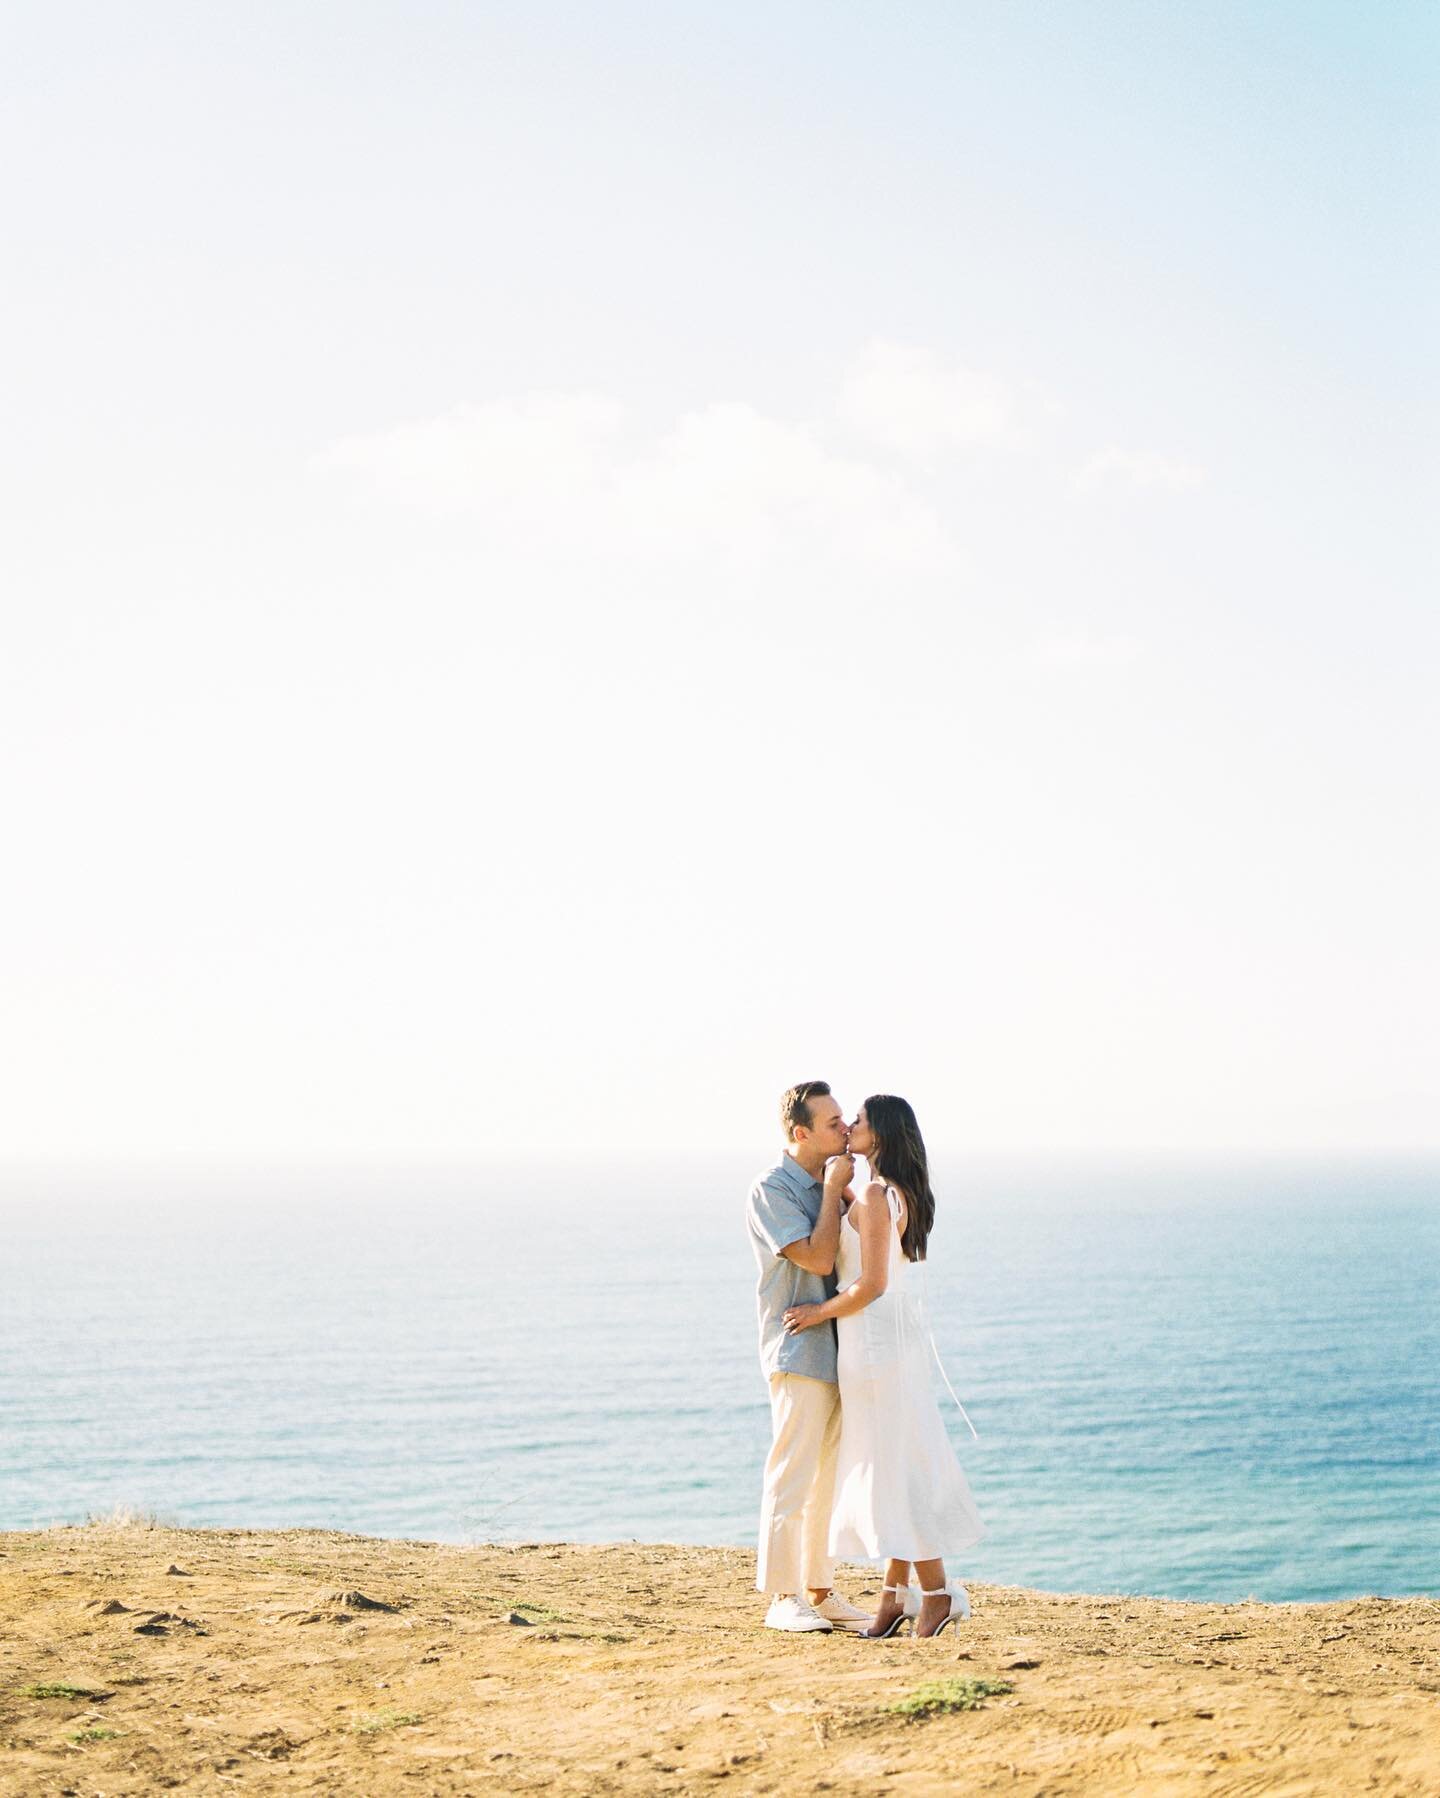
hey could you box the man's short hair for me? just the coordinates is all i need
[781,1080,832,1143]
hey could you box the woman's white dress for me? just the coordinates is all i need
[828,1188,985,1563]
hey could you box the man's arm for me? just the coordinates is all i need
[778,1155,852,1277]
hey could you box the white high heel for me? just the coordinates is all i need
[916,1581,972,1636]
[863,1583,915,1639]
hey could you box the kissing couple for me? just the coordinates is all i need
[745,1081,984,1638]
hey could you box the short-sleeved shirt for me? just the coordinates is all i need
[746,1154,839,1384]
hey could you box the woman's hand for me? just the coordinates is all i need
[782,1303,825,1334]
[823,1153,855,1195]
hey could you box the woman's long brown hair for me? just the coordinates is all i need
[864,1093,936,1261]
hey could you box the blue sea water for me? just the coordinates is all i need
[2,1156,1436,1603]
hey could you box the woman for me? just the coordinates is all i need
[782,1094,983,1638]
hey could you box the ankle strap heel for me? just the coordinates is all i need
[863,1583,916,1639]
[914,1583,972,1635]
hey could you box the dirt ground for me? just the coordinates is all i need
[1,1522,1436,1795]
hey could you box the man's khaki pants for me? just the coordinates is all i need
[755,1372,841,1596]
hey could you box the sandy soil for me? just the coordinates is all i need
[1,1522,1436,1795]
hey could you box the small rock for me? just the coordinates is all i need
[165,1564,191,1577]
[1005,1657,1041,1670]
[133,1611,207,1637]
[326,1589,397,1613]
[507,1611,535,1626]
[84,1599,131,1615]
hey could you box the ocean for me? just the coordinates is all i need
[2,1156,1436,1604]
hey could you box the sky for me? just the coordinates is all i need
[1,2,1436,1165]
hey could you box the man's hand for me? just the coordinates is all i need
[782,1303,825,1334]
[824,1153,855,1193]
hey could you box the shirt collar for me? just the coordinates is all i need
[781,1152,822,1191]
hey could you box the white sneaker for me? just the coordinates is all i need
[813,1591,874,1633]
[764,1595,833,1632]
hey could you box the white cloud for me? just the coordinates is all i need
[1073,446,1207,494]
[613,402,959,572]
[835,339,1030,458]
[311,392,625,517]
[1037,628,1142,668]
[312,389,962,577]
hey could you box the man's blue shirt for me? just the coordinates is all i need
[745,1153,839,1384]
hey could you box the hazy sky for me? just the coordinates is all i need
[2,2,1436,1163]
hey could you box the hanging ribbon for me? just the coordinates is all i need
[891,1184,981,1441]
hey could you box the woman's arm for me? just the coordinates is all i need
[782,1184,890,1333]
[777,1154,852,1276]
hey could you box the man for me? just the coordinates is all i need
[745,1080,872,1633]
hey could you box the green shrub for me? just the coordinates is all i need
[353,1708,423,1734]
[885,1677,1013,1717]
